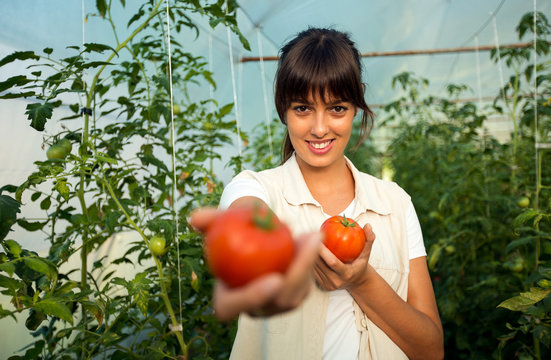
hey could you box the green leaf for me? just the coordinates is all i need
[218,103,234,117]
[39,197,51,210]
[130,272,151,317]
[54,180,70,201]
[33,299,73,324]
[25,309,46,331]
[96,0,107,18]
[498,288,551,311]
[95,153,118,165]
[0,262,15,276]
[4,240,22,257]
[0,195,21,241]
[55,280,78,295]
[25,102,54,131]
[23,257,56,279]
[0,51,39,67]
[0,75,33,93]
[17,219,47,232]
[513,209,541,227]
[0,273,23,292]
[83,42,117,56]
[0,91,35,100]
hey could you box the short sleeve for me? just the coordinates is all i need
[219,177,269,210]
[407,202,427,259]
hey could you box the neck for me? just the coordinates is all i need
[296,155,354,197]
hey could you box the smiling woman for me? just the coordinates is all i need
[191,27,444,360]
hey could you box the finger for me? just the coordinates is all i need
[188,207,219,232]
[213,274,284,321]
[363,223,376,242]
[318,243,346,275]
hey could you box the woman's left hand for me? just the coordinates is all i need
[313,223,376,291]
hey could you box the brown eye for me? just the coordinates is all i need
[293,105,309,113]
[332,106,347,113]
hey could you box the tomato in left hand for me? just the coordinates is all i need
[320,215,366,263]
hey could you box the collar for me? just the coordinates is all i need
[280,153,392,216]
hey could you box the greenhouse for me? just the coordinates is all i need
[0,0,550,359]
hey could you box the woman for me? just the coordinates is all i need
[191,27,443,360]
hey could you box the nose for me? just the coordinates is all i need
[311,111,329,138]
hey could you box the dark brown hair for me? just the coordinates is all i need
[274,27,374,163]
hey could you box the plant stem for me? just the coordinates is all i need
[102,177,186,354]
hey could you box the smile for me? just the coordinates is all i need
[308,140,332,149]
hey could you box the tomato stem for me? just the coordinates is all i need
[339,215,356,228]
[252,204,275,231]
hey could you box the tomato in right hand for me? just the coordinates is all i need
[320,215,366,263]
[204,206,295,288]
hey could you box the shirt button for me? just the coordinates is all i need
[361,319,367,328]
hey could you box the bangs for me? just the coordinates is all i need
[275,33,367,119]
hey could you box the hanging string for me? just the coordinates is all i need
[474,35,482,106]
[238,51,244,136]
[257,28,274,158]
[225,6,243,157]
[492,15,506,101]
[533,0,541,221]
[208,33,214,111]
[164,0,183,329]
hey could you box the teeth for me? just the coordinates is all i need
[311,140,331,149]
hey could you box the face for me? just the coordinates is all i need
[286,92,355,172]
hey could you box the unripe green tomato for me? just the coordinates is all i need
[0,252,7,263]
[445,245,456,255]
[509,258,524,273]
[58,138,72,154]
[149,235,166,256]
[517,197,530,208]
[173,104,181,114]
[46,144,68,160]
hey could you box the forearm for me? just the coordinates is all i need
[348,265,444,360]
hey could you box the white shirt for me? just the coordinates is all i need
[219,177,426,360]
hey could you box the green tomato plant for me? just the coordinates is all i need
[0,0,249,359]
[382,12,550,360]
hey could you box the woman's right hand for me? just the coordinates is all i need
[189,206,322,321]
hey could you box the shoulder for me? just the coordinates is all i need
[356,170,411,203]
[234,164,288,188]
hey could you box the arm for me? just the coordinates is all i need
[314,226,443,360]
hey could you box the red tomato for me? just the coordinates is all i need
[320,215,366,263]
[204,206,294,288]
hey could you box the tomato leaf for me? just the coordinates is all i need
[0,51,39,67]
[4,240,22,258]
[33,299,73,324]
[0,75,33,93]
[25,102,54,131]
[17,219,47,232]
[498,288,551,311]
[23,257,57,280]
[96,0,107,18]
[130,273,151,317]
[0,195,21,241]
